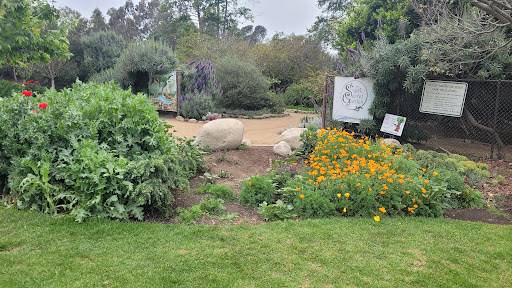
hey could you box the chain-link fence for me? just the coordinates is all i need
[322,76,512,160]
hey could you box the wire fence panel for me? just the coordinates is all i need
[323,76,512,160]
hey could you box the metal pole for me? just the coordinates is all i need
[492,80,501,159]
[322,73,328,129]
[177,70,181,116]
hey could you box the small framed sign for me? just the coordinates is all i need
[380,114,406,136]
[420,80,468,117]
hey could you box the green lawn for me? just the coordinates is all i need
[1,208,510,288]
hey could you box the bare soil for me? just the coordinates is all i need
[158,114,512,226]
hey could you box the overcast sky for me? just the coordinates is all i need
[52,0,322,37]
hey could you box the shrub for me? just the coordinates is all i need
[177,205,202,224]
[215,56,271,110]
[89,40,177,94]
[198,197,226,215]
[0,80,22,98]
[0,81,204,222]
[239,175,275,208]
[282,83,316,107]
[179,60,220,119]
[295,125,319,157]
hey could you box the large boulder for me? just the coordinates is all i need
[277,128,306,150]
[193,119,244,151]
[273,141,292,156]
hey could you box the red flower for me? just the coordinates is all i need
[22,90,32,96]
[32,110,37,114]
[24,83,28,85]
[38,103,48,109]
[28,80,34,83]
[34,81,39,84]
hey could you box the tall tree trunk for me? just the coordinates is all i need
[12,66,17,82]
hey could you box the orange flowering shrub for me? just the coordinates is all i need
[279,128,482,219]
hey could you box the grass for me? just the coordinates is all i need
[1,207,511,287]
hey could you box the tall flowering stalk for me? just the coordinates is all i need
[180,59,222,119]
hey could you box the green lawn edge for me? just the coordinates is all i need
[1,207,510,288]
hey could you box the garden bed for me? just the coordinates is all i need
[164,146,511,226]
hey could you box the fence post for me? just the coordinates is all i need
[177,70,181,116]
[322,73,328,129]
[492,80,501,159]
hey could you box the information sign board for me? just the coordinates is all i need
[420,80,467,117]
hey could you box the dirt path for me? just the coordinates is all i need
[162,112,317,145]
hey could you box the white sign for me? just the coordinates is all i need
[380,114,406,136]
[332,77,375,123]
[420,80,467,117]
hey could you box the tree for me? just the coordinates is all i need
[469,0,512,28]
[159,0,253,38]
[58,6,89,81]
[0,0,71,71]
[82,31,126,76]
[90,8,108,32]
[253,34,334,92]
[240,25,267,46]
[309,0,352,47]
[329,0,421,51]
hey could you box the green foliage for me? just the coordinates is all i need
[258,200,296,221]
[198,197,226,215]
[0,80,22,98]
[266,128,484,220]
[295,125,319,157]
[194,184,234,201]
[239,176,275,208]
[90,40,177,94]
[82,31,126,75]
[0,0,71,67]
[332,0,419,50]
[0,81,204,222]
[282,83,317,107]
[400,124,432,143]
[177,205,202,224]
[215,56,271,110]
[268,158,300,190]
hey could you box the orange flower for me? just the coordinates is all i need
[399,179,405,184]
[379,207,386,213]
[413,204,418,208]
[369,188,372,192]
[356,183,361,186]
[421,188,426,193]
[379,191,386,195]
[405,191,410,194]
[296,187,301,191]
[300,194,304,199]
[248,182,251,185]
[337,193,341,198]
[343,207,347,213]
[422,168,426,172]
[412,198,416,202]
[374,215,381,222]
[387,178,393,182]
[424,180,429,184]
[345,193,350,198]
[433,172,438,176]
[292,162,297,166]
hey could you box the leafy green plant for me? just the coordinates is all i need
[198,197,226,215]
[239,175,275,208]
[295,125,319,157]
[0,81,204,222]
[258,200,296,221]
[219,212,239,222]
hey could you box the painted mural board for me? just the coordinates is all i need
[149,72,177,111]
[380,113,406,136]
[420,80,467,117]
[332,77,375,123]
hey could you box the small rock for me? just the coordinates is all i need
[188,119,198,123]
[381,138,402,148]
[176,116,184,121]
[277,128,287,135]
[274,141,292,156]
[277,128,307,150]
